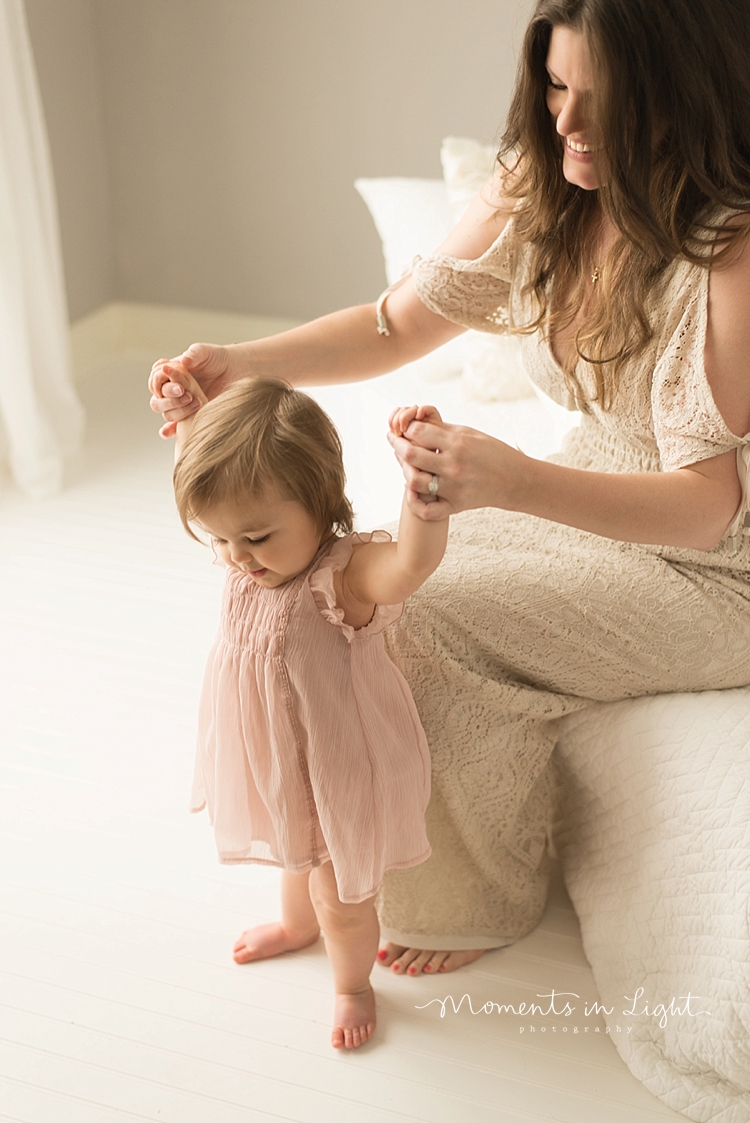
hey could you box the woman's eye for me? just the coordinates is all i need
[246,535,269,545]
[547,77,566,91]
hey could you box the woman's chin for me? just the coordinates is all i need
[562,157,600,191]
[565,166,601,190]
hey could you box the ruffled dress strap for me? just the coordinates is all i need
[308,532,403,642]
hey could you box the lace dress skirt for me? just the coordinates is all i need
[377,417,750,948]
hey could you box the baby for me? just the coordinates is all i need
[164,371,448,1048]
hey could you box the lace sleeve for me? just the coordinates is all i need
[410,218,519,334]
[651,265,747,471]
[650,262,750,544]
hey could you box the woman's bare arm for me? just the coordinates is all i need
[389,417,741,552]
[149,171,514,433]
[388,216,750,553]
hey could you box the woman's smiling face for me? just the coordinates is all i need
[545,25,601,191]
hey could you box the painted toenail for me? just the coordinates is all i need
[408,967,416,974]
[377,949,387,959]
[424,964,432,971]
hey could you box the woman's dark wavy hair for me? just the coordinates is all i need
[500,0,750,408]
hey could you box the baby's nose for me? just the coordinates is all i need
[231,543,255,565]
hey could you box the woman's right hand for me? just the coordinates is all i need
[149,342,236,438]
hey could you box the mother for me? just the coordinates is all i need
[150,0,750,976]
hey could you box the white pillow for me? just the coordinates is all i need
[355,142,535,401]
[354,177,453,286]
[440,135,498,222]
[354,177,467,383]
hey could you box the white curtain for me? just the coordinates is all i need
[0,0,84,498]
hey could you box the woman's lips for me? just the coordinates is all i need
[249,567,268,577]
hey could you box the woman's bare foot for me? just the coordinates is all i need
[376,942,485,975]
[331,985,376,1049]
[233,921,319,964]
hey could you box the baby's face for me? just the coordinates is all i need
[198,488,323,587]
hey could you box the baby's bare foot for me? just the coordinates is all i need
[331,985,376,1050]
[376,941,485,975]
[233,922,319,964]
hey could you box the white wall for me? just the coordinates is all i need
[26,0,532,323]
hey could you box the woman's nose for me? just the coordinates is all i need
[556,93,587,138]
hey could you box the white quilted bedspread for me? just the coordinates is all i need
[554,688,750,1123]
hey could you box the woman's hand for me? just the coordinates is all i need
[389,404,454,516]
[387,414,528,518]
[149,342,236,437]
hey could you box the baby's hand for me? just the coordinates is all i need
[151,362,208,438]
[388,403,443,438]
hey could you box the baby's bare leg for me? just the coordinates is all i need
[233,869,320,964]
[308,862,378,1050]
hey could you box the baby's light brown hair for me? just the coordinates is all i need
[173,377,354,540]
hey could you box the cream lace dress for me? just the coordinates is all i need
[375,216,750,950]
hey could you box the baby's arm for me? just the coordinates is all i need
[163,364,208,462]
[339,406,449,620]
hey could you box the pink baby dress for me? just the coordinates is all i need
[190,531,432,904]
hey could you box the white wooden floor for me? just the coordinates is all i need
[0,352,685,1122]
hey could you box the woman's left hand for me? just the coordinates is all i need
[387,415,528,518]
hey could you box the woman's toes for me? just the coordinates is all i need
[405,949,437,976]
[377,941,406,967]
[378,943,487,975]
[390,947,423,974]
[437,948,486,972]
[381,944,447,974]
[423,951,450,973]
